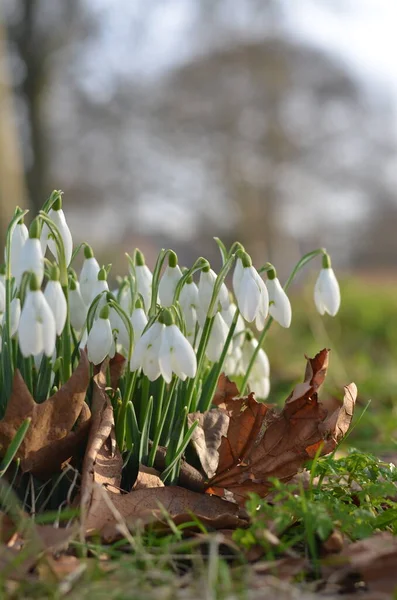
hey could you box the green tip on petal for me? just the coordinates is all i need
[241,252,252,268]
[99,304,110,319]
[29,218,41,239]
[98,267,107,281]
[69,277,77,291]
[186,274,193,284]
[135,249,145,266]
[49,264,60,281]
[245,330,254,342]
[267,266,277,280]
[202,261,210,273]
[168,250,178,268]
[84,244,94,259]
[135,297,143,309]
[29,273,40,292]
[52,196,62,211]
[159,308,174,326]
[322,253,331,269]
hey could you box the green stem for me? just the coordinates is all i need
[61,284,72,382]
[198,307,240,412]
[240,248,326,396]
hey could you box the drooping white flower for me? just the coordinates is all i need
[44,266,67,336]
[180,277,199,339]
[130,321,164,381]
[42,197,73,265]
[198,266,229,324]
[10,297,21,337]
[0,277,5,314]
[89,267,109,307]
[16,219,44,286]
[79,245,100,304]
[233,255,269,326]
[158,318,197,383]
[224,345,243,376]
[8,220,28,278]
[221,302,245,350]
[86,304,113,365]
[131,303,148,341]
[69,279,87,330]
[241,335,270,399]
[18,275,56,357]
[119,283,133,316]
[109,306,130,351]
[205,311,229,362]
[266,271,292,328]
[135,250,153,312]
[314,258,341,317]
[158,252,182,307]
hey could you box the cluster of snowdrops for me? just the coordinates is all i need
[0,192,341,480]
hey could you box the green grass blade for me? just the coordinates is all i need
[0,418,31,476]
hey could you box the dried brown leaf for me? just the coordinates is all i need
[0,352,90,477]
[85,484,247,538]
[212,373,239,409]
[133,466,164,490]
[207,350,357,505]
[188,409,230,478]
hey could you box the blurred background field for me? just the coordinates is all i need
[1,1,397,452]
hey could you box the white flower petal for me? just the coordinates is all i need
[314,268,340,316]
[69,282,87,330]
[158,264,182,307]
[87,317,113,365]
[17,238,44,286]
[47,208,73,265]
[135,264,153,312]
[266,278,292,328]
[44,280,67,335]
[80,257,100,305]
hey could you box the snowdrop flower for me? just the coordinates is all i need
[44,265,67,336]
[158,251,182,307]
[69,278,87,330]
[87,304,113,365]
[314,255,341,317]
[224,345,243,377]
[119,282,133,316]
[0,275,5,314]
[130,321,164,381]
[16,219,44,287]
[18,274,56,357]
[131,299,148,341]
[205,311,229,362]
[7,218,28,277]
[179,275,199,340]
[266,268,292,328]
[0,297,21,338]
[233,254,269,326]
[109,305,130,351]
[42,197,73,265]
[221,301,245,349]
[158,309,197,383]
[79,245,100,304]
[198,265,229,324]
[241,334,270,399]
[89,267,109,307]
[134,249,154,312]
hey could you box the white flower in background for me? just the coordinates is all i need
[314,256,341,317]
[158,311,197,383]
[109,306,130,351]
[221,302,245,349]
[130,321,164,381]
[87,304,113,365]
[224,345,243,376]
[10,297,21,337]
[16,219,44,286]
[41,197,73,265]
[205,311,229,362]
[131,300,148,341]
[135,250,153,312]
[79,245,100,304]
[18,275,56,357]
[233,254,269,326]
[0,276,5,314]
[44,266,67,336]
[158,251,182,307]
[198,265,229,324]
[8,219,28,277]
[69,279,87,330]
[241,335,270,399]
[119,283,133,316]
[266,269,292,328]
[89,267,109,307]
[179,276,199,340]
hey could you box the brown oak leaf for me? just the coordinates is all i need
[206,349,357,505]
[0,352,90,477]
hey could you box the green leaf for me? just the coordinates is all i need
[0,418,31,476]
